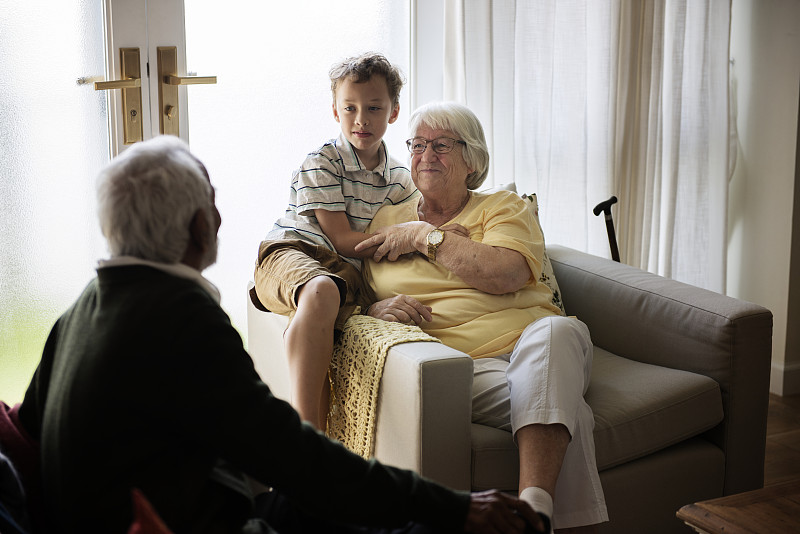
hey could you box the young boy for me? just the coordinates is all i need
[253,53,418,430]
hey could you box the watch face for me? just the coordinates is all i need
[429,230,444,245]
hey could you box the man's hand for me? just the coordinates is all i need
[464,490,546,534]
[366,295,432,325]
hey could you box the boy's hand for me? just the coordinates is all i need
[366,295,432,324]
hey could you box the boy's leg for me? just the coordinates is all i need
[254,242,347,430]
[285,275,341,430]
[254,241,367,430]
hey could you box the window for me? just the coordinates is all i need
[0,0,411,403]
[184,0,411,335]
[0,1,108,403]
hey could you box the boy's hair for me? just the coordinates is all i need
[329,52,405,108]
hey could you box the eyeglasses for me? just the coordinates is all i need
[406,137,467,154]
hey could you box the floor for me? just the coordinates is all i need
[764,393,800,486]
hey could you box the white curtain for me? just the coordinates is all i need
[431,0,731,292]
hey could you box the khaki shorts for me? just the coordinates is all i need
[252,239,375,331]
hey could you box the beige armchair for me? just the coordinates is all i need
[246,244,772,534]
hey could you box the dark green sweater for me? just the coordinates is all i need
[19,266,469,533]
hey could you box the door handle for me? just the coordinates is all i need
[94,47,143,144]
[157,46,217,136]
[166,75,217,86]
[94,78,141,90]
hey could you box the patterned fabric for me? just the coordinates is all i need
[267,133,417,269]
[522,194,566,315]
[327,315,439,458]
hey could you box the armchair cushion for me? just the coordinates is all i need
[586,348,722,470]
[548,244,772,496]
[470,348,723,491]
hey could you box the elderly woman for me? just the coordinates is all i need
[355,102,608,533]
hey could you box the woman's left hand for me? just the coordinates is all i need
[441,223,470,238]
[366,295,433,325]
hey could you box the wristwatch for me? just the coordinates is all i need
[426,228,445,262]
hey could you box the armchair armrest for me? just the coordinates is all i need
[246,282,473,490]
[374,341,473,491]
[246,285,291,400]
[547,245,773,494]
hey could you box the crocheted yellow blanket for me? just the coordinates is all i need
[326,314,439,458]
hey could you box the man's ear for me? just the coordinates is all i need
[189,208,209,249]
[388,103,400,124]
[332,101,340,123]
[181,208,209,269]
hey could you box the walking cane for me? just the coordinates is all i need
[593,196,621,262]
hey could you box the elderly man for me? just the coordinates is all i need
[17,137,544,534]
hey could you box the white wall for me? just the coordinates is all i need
[728,0,800,395]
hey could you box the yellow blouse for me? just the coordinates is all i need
[363,190,562,358]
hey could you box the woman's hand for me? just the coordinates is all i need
[366,295,432,325]
[464,490,545,534]
[355,221,433,261]
[441,223,470,239]
[355,222,471,262]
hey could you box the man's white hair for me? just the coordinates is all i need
[97,136,212,263]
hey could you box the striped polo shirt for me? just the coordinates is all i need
[267,133,418,269]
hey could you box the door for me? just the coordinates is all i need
[100,0,203,153]
[0,0,410,403]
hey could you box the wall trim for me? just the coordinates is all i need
[771,361,800,396]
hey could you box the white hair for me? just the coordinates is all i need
[408,102,490,189]
[96,136,213,263]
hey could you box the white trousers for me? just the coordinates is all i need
[472,316,608,529]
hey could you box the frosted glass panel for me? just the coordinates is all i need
[184,1,410,336]
[0,1,109,402]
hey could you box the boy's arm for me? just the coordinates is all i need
[315,209,378,258]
